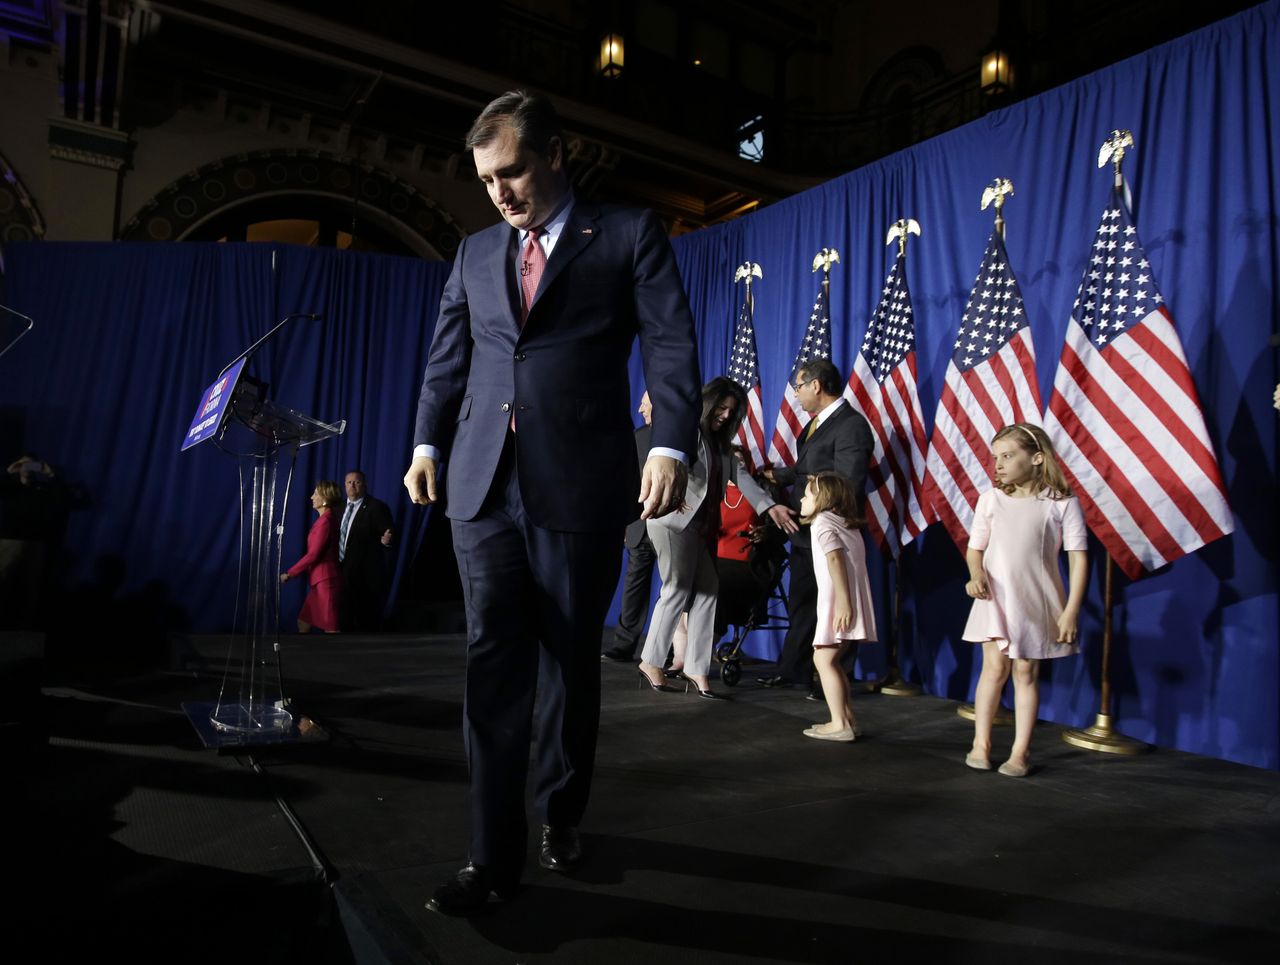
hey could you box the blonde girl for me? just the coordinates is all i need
[963,423,1088,776]
[797,472,876,742]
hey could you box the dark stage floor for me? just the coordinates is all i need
[11,631,1280,964]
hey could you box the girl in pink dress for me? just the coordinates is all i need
[280,479,343,633]
[963,424,1088,777]
[798,472,877,742]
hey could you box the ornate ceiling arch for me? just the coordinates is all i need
[119,149,464,259]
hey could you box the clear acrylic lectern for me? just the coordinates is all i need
[180,344,344,750]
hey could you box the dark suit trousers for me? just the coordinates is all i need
[778,541,818,685]
[612,535,656,655]
[341,561,387,632]
[450,436,623,873]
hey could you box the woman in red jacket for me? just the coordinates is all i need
[280,479,343,633]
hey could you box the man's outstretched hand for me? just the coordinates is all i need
[638,455,687,520]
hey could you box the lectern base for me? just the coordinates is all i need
[183,700,328,752]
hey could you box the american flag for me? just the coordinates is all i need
[844,252,934,556]
[727,292,767,472]
[768,281,832,467]
[925,230,1043,553]
[1044,188,1232,579]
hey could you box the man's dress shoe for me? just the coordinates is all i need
[756,675,791,688]
[601,646,634,662]
[538,825,583,873]
[426,863,520,915]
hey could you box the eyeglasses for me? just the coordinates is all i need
[794,377,815,392]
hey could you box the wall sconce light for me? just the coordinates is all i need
[980,47,1013,95]
[598,33,625,78]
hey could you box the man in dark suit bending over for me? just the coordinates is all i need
[404,90,702,914]
[760,358,873,692]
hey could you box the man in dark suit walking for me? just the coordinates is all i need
[404,90,701,914]
[338,471,394,631]
[601,392,656,663]
[760,358,873,691]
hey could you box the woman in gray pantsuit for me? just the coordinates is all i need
[638,377,777,698]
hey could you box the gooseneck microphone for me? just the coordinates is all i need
[217,312,323,377]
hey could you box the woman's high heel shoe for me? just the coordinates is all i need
[637,668,675,692]
[680,673,731,700]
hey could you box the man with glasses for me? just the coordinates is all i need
[759,358,873,694]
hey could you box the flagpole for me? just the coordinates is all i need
[734,260,762,304]
[878,562,922,696]
[957,178,1017,724]
[730,260,765,474]
[1062,555,1148,754]
[743,268,758,315]
[876,222,922,698]
[813,248,835,309]
[1059,132,1148,756]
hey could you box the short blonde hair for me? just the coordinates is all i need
[315,479,343,507]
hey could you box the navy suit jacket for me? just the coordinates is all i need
[340,494,393,589]
[772,400,873,549]
[414,202,702,532]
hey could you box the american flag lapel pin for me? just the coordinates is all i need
[582,227,593,234]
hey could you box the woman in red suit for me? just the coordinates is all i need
[280,479,342,633]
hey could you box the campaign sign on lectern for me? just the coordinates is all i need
[181,358,247,451]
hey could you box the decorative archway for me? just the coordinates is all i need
[861,46,949,111]
[0,152,46,250]
[120,149,464,259]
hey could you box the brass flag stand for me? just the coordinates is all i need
[1062,555,1149,754]
[1061,131,1149,756]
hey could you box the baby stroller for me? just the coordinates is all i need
[712,522,790,686]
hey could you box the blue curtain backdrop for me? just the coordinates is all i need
[649,2,1278,768]
[0,242,450,637]
[1,2,1276,767]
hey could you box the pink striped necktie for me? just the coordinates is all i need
[512,227,545,432]
[520,227,546,325]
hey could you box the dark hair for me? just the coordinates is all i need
[797,357,842,396]
[465,89,564,157]
[800,471,864,529]
[701,377,748,453]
